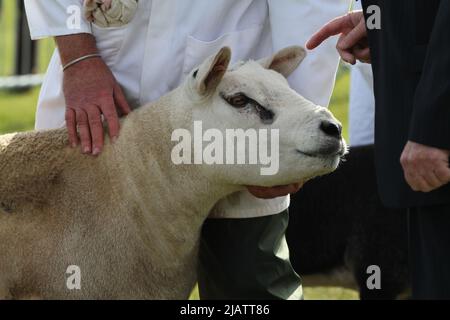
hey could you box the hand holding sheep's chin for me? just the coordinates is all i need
[400,141,450,193]
[58,34,131,155]
[306,10,371,65]
[246,183,304,199]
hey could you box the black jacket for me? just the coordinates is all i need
[361,0,450,208]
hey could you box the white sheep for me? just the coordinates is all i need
[0,46,346,299]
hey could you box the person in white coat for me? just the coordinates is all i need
[25,0,350,299]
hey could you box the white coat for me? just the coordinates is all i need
[348,0,375,147]
[349,61,375,147]
[25,0,350,218]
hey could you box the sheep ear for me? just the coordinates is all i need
[195,47,231,95]
[258,46,306,78]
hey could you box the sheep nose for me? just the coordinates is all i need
[320,120,342,139]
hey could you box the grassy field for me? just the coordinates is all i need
[0,1,357,300]
[0,88,39,133]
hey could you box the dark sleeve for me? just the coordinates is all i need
[409,0,450,149]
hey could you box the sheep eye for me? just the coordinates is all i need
[225,93,249,108]
[255,104,274,124]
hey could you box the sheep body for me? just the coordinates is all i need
[0,47,345,299]
[0,89,230,299]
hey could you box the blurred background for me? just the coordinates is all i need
[0,1,356,299]
[0,0,54,133]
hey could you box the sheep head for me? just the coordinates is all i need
[177,46,347,188]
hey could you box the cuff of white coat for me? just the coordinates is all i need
[208,196,290,219]
[28,25,92,40]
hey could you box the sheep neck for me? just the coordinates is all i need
[110,89,241,234]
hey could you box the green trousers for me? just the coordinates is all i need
[198,210,303,300]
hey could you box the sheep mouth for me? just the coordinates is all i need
[296,147,346,159]
[297,140,347,159]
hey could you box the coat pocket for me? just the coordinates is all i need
[91,23,130,67]
[182,24,266,76]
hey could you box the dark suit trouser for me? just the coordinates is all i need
[409,203,450,299]
[197,210,302,300]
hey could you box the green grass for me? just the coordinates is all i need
[0,0,16,76]
[190,284,358,300]
[0,1,52,133]
[330,65,350,142]
[304,286,357,300]
[0,88,37,133]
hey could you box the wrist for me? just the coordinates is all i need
[63,54,103,71]
[56,33,99,66]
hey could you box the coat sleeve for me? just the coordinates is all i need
[24,0,92,40]
[409,1,450,150]
[268,0,351,107]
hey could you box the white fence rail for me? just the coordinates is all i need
[0,74,45,90]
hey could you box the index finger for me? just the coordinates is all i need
[306,15,353,50]
[337,18,368,51]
